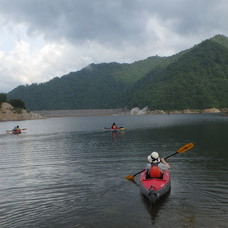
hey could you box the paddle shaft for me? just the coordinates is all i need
[125,154,174,180]
[6,128,27,133]
[125,143,194,180]
[127,152,178,179]
[132,169,146,177]
[164,152,178,160]
[104,127,124,129]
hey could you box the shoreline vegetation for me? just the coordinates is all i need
[1,102,228,122]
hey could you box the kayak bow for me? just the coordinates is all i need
[138,170,171,204]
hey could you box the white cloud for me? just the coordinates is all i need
[0,0,228,92]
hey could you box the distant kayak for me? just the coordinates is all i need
[5,128,27,135]
[6,129,21,135]
[125,143,194,204]
[138,170,171,204]
[12,130,21,135]
[104,127,125,131]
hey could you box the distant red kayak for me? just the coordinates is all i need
[104,127,125,132]
[12,130,21,134]
[138,170,171,204]
[5,128,27,134]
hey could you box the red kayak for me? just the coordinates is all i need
[138,170,171,204]
[104,127,125,132]
[12,129,21,135]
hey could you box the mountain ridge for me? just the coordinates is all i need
[7,34,228,111]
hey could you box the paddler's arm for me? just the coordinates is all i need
[160,158,171,169]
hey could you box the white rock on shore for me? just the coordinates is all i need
[130,106,150,115]
[0,102,45,121]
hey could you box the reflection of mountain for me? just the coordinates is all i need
[140,189,171,221]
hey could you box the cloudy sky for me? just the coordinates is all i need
[0,0,227,92]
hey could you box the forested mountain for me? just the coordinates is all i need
[7,34,228,111]
[127,35,228,110]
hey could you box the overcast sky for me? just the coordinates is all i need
[0,0,228,92]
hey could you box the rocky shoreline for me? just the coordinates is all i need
[129,106,228,115]
[1,103,227,122]
[0,102,45,122]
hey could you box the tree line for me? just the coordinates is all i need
[0,93,26,109]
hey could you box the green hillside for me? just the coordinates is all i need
[8,55,179,110]
[7,35,228,111]
[9,63,126,110]
[127,37,228,110]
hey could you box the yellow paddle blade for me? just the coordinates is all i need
[124,175,134,180]
[177,143,194,153]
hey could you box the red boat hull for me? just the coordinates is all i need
[138,170,171,204]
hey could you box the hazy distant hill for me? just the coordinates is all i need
[7,34,228,111]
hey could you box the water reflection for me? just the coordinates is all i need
[111,131,118,141]
[0,114,228,228]
[140,190,171,223]
[108,129,126,142]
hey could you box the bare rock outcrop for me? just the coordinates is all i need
[0,102,45,121]
[130,106,150,115]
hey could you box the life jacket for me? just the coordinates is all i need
[112,125,117,130]
[149,164,163,178]
[13,129,21,134]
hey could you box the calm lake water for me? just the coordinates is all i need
[0,113,228,228]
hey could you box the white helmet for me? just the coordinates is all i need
[147,151,160,163]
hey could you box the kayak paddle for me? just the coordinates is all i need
[124,142,194,180]
[5,128,27,133]
[104,127,125,130]
[164,142,194,160]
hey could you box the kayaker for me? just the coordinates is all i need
[111,123,118,130]
[145,152,170,179]
[13,125,21,134]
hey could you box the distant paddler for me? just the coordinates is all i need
[5,126,27,134]
[111,123,118,130]
[12,125,21,134]
[104,123,125,131]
